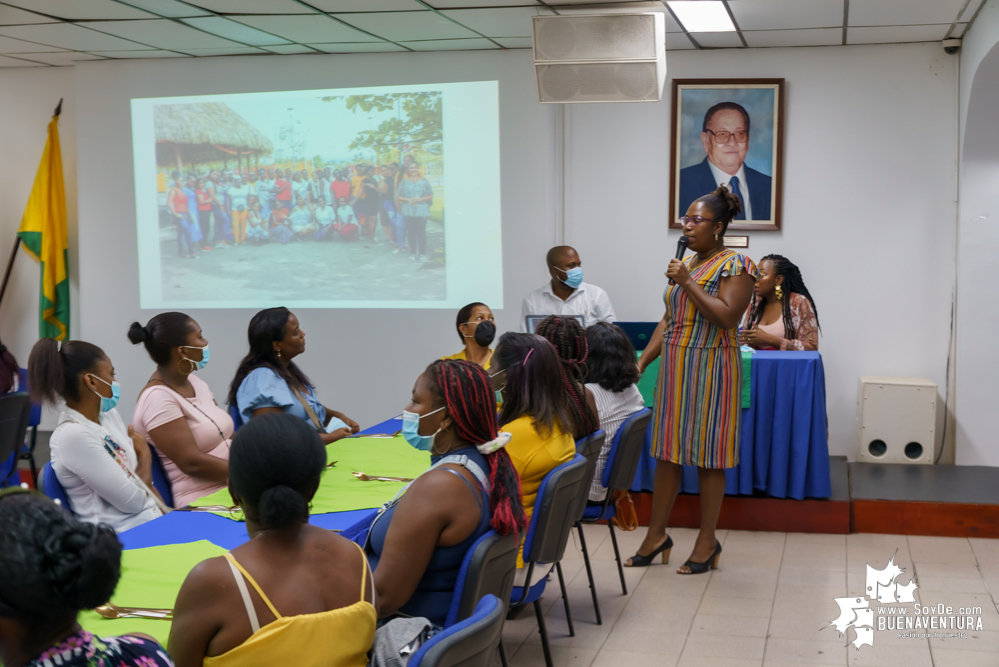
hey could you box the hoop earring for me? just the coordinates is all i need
[178,358,196,375]
[775,285,784,301]
[276,348,282,359]
[715,233,719,241]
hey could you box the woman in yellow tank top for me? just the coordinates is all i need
[440,302,496,370]
[168,414,376,667]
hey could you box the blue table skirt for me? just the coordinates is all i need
[631,351,831,500]
[120,416,406,550]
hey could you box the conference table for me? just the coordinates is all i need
[632,350,832,500]
[79,416,418,643]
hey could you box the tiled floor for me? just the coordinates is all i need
[504,525,999,667]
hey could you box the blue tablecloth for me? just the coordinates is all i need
[119,417,402,549]
[631,351,831,500]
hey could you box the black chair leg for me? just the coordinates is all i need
[576,522,602,625]
[608,522,627,595]
[555,561,574,637]
[534,599,553,667]
[498,640,508,667]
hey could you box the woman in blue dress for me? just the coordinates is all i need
[229,307,359,444]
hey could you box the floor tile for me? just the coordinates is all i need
[681,633,766,660]
[846,642,933,666]
[907,536,977,566]
[778,567,846,589]
[678,657,762,667]
[704,578,778,600]
[509,644,598,667]
[929,646,999,666]
[698,595,774,618]
[689,613,769,637]
[600,628,687,655]
[913,575,988,594]
[590,651,679,667]
[786,532,847,547]
[763,637,846,665]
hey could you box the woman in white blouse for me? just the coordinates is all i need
[28,338,166,532]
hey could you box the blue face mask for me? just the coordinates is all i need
[89,375,121,413]
[401,406,445,452]
[181,345,210,370]
[558,266,584,289]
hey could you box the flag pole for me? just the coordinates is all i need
[0,99,62,311]
[0,237,21,309]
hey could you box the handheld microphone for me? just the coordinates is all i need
[668,237,689,286]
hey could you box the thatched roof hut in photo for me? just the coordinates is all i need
[155,103,274,175]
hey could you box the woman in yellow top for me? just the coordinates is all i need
[441,302,496,369]
[491,333,575,568]
[168,413,375,667]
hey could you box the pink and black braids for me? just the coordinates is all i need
[426,359,526,539]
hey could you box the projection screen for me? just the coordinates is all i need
[131,80,501,310]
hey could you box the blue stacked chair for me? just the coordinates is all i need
[508,453,588,667]
[578,408,652,604]
[408,594,506,667]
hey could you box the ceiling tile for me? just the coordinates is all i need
[0,0,156,20]
[114,0,212,18]
[729,0,843,31]
[743,27,842,48]
[181,17,291,45]
[307,42,408,52]
[691,31,744,48]
[439,7,554,38]
[665,32,695,49]
[847,24,951,44]
[0,54,47,66]
[309,0,426,10]
[92,49,190,57]
[261,44,319,54]
[959,0,985,22]
[551,3,683,31]
[544,0,648,4]
[337,11,479,41]
[0,35,66,53]
[849,0,967,27]
[231,15,380,43]
[183,0,315,14]
[426,0,542,7]
[10,51,106,65]
[402,38,499,50]
[0,6,59,25]
[494,36,532,49]
[178,46,267,55]
[0,23,152,50]
[86,19,244,49]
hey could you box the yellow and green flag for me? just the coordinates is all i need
[17,111,69,341]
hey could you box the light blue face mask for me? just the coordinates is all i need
[558,266,584,289]
[181,345,210,370]
[401,406,445,452]
[89,375,121,413]
[489,369,506,405]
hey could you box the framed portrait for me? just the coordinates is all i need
[669,78,785,231]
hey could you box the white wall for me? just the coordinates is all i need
[15,41,967,464]
[564,43,959,460]
[955,0,999,465]
[0,67,79,428]
[73,50,557,429]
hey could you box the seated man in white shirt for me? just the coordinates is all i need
[521,245,616,332]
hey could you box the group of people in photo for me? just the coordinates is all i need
[164,154,436,262]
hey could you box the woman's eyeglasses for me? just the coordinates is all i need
[679,215,713,225]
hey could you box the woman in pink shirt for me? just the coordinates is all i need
[129,312,232,507]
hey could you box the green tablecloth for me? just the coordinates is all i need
[636,349,753,410]
[79,540,227,645]
[189,435,431,519]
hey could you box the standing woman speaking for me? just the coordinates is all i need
[627,185,757,574]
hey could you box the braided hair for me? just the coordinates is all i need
[425,360,527,539]
[747,254,820,340]
[534,316,599,439]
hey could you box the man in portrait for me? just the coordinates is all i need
[678,101,771,221]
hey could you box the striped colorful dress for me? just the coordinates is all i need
[651,249,757,468]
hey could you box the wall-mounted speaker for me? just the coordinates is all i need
[856,376,938,465]
[532,13,666,104]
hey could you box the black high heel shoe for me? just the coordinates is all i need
[678,541,722,575]
[624,535,673,567]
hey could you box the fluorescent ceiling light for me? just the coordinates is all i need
[666,1,736,32]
